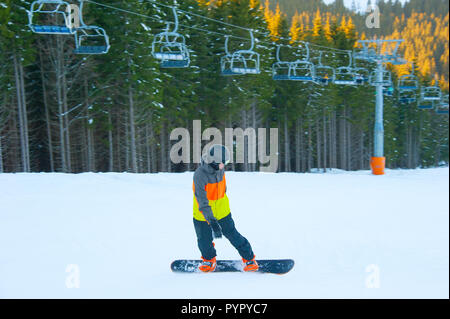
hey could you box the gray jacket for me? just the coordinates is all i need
[193,159,228,222]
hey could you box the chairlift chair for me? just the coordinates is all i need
[398,89,417,104]
[73,1,110,54]
[28,0,76,34]
[353,47,377,62]
[369,69,394,96]
[313,51,335,85]
[418,97,435,109]
[272,61,293,80]
[272,45,295,80]
[436,95,449,115]
[333,51,361,85]
[398,74,418,91]
[289,61,315,81]
[221,32,260,76]
[383,86,394,97]
[334,67,359,85]
[420,86,442,101]
[352,67,369,85]
[397,63,418,102]
[152,6,190,68]
[417,84,441,111]
[369,69,393,87]
[398,74,418,103]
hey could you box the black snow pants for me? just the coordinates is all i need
[193,213,254,261]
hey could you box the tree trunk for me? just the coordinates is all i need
[128,83,137,173]
[347,108,352,170]
[307,120,312,172]
[339,107,347,170]
[0,136,3,173]
[56,35,67,172]
[316,117,321,171]
[13,54,30,172]
[323,112,327,172]
[360,130,365,170]
[39,48,54,172]
[85,77,95,172]
[108,111,114,172]
[61,44,71,172]
[330,111,337,169]
[295,117,301,172]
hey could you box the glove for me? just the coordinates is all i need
[210,219,223,239]
[202,210,222,239]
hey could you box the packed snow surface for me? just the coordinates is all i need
[0,167,448,298]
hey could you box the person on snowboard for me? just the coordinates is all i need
[192,144,258,272]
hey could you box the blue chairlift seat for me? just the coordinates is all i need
[420,86,442,101]
[399,90,417,104]
[151,7,190,68]
[221,33,260,76]
[313,67,334,85]
[28,0,76,35]
[272,61,293,80]
[313,64,335,85]
[152,32,190,68]
[74,25,110,55]
[418,99,434,110]
[288,61,314,81]
[436,95,449,114]
[352,68,369,85]
[334,67,359,85]
[398,74,418,91]
[383,86,394,97]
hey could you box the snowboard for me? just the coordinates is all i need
[171,259,294,274]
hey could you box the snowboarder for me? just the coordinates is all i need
[192,144,258,272]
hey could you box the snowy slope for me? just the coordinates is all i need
[0,168,448,298]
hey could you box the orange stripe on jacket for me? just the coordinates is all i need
[192,175,227,201]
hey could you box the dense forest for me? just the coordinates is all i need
[0,0,448,173]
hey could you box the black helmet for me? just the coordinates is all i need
[204,144,230,170]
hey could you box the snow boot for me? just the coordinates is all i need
[242,256,259,272]
[199,256,216,272]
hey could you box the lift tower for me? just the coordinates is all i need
[355,39,406,175]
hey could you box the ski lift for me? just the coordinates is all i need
[369,69,394,96]
[383,86,394,97]
[353,67,369,85]
[152,6,190,68]
[73,1,110,54]
[436,94,449,115]
[418,99,434,110]
[313,51,335,85]
[398,89,417,104]
[398,71,418,91]
[28,0,76,34]
[334,67,358,85]
[288,42,314,81]
[333,52,360,85]
[369,69,393,87]
[353,47,377,62]
[289,61,315,81]
[271,43,314,81]
[420,86,442,101]
[397,63,418,103]
[221,31,260,76]
[272,45,295,80]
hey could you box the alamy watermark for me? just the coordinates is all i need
[366,4,380,29]
[170,120,279,172]
[365,264,380,288]
[65,264,80,288]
